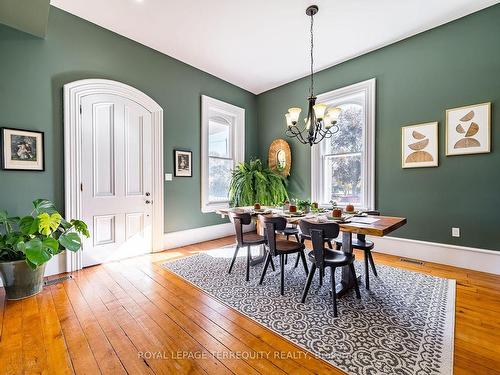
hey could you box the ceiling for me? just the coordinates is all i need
[51,0,499,94]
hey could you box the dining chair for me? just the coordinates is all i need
[335,210,380,289]
[293,220,336,270]
[300,220,361,317]
[258,215,309,295]
[229,212,267,281]
[278,225,300,264]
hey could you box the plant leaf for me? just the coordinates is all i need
[42,237,60,255]
[70,219,90,237]
[19,216,39,235]
[37,213,62,236]
[32,199,56,214]
[25,238,51,267]
[58,232,82,252]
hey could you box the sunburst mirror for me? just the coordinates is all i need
[268,139,291,176]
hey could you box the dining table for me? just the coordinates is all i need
[217,206,407,297]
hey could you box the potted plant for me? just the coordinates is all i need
[0,199,89,300]
[295,199,311,213]
[229,159,288,207]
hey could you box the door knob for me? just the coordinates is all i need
[145,192,151,196]
[145,200,152,204]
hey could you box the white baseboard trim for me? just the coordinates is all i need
[369,236,500,275]
[163,222,253,250]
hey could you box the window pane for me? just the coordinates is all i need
[209,119,230,158]
[323,154,363,206]
[324,103,363,154]
[209,157,232,202]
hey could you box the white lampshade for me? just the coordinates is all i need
[288,107,302,124]
[313,104,327,120]
[285,113,293,127]
[327,107,341,122]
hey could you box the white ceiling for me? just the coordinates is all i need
[51,0,499,94]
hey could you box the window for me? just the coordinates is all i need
[201,95,245,213]
[311,79,375,210]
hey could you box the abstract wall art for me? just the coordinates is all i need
[401,122,438,168]
[446,102,491,156]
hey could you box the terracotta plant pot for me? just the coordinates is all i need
[254,203,261,210]
[332,208,342,218]
[289,205,297,213]
[0,260,46,300]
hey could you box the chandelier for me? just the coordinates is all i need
[285,5,341,146]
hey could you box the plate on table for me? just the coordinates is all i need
[282,211,305,217]
[326,216,351,223]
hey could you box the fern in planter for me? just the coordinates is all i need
[229,159,288,207]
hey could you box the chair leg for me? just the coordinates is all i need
[285,254,288,265]
[331,267,338,317]
[299,250,309,275]
[301,264,316,303]
[368,251,378,277]
[319,267,324,287]
[364,252,370,290]
[280,254,285,295]
[259,252,271,285]
[295,238,305,268]
[294,234,300,243]
[269,252,276,271]
[326,240,333,249]
[349,263,361,299]
[246,246,251,281]
[228,245,240,274]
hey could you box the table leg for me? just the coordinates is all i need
[335,231,359,297]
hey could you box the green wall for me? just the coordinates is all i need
[0,7,258,233]
[257,5,500,251]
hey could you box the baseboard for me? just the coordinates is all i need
[369,236,500,275]
[163,222,253,250]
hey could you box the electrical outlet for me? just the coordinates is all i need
[165,173,173,181]
[452,227,460,237]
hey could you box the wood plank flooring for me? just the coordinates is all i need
[0,236,499,374]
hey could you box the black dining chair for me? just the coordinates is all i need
[300,220,361,317]
[335,211,380,289]
[293,220,336,269]
[258,215,309,295]
[229,212,267,281]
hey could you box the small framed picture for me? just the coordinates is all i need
[174,150,192,177]
[1,127,45,171]
[446,102,491,156]
[401,122,438,168]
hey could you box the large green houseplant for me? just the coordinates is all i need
[0,199,89,300]
[229,159,288,207]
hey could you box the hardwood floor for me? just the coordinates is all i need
[0,236,499,375]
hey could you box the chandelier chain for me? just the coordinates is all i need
[310,12,314,98]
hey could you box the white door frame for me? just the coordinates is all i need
[63,79,164,272]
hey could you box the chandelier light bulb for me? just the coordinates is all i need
[288,107,302,124]
[313,104,327,120]
[327,107,341,122]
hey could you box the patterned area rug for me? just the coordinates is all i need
[162,248,455,375]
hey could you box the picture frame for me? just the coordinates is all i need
[446,102,491,156]
[174,149,192,177]
[401,122,438,168]
[1,127,45,171]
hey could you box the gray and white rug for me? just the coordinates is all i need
[162,247,455,375]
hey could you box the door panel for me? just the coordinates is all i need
[81,94,153,267]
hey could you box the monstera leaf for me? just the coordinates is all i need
[58,232,82,252]
[37,213,62,236]
[19,216,39,235]
[70,219,90,238]
[25,238,51,267]
[0,210,20,233]
[32,199,56,215]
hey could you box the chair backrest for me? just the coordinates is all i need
[299,219,340,240]
[261,215,287,256]
[230,212,252,245]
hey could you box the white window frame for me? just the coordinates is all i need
[201,95,245,213]
[311,78,376,210]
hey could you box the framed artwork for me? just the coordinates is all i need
[446,102,491,156]
[268,139,291,176]
[401,122,438,168]
[174,150,192,177]
[1,127,45,171]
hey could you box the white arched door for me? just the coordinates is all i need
[64,79,164,269]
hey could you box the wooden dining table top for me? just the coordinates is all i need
[218,207,407,238]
